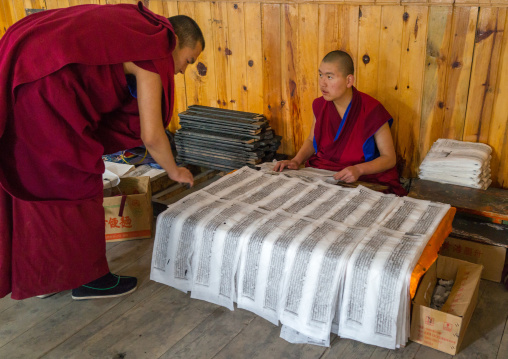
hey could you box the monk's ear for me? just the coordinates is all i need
[346,74,354,88]
[174,34,181,49]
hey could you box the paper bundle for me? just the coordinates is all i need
[419,139,492,189]
[150,166,450,349]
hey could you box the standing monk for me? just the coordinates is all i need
[0,2,204,300]
[274,50,406,196]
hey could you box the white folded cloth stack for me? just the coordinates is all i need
[419,139,492,190]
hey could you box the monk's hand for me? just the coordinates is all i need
[273,159,299,172]
[171,167,194,187]
[333,166,361,183]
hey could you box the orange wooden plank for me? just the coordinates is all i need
[244,2,263,114]
[165,1,184,132]
[442,6,478,141]
[419,6,453,161]
[11,0,26,22]
[463,7,506,144]
[296,3,318,151]
[338,5,360,87]
[489,13,508,189]
[318,4,340,59]
[377,5,404,151]
[185,1,217,109]
[147,0,167,16]
[396,6,429,178]
[357,5,381,99]
[227,3,248,111]
[262,4,283,149]
[211,1,231,109]
[280,3,298,156]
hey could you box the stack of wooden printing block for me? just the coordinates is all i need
[175,105,281,172]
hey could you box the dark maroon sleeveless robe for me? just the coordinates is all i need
[0,2,176,299]
[306,87,407,196]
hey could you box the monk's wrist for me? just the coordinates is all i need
[291,158,302,166]
[354,164,365,176]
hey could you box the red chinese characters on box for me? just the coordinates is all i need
[105,216,133,229]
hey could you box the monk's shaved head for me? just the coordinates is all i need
[322,50,354,76]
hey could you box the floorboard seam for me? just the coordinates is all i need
[39,283,166,359]
[208,314,260,359]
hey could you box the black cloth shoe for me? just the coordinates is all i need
[72,272,137,300]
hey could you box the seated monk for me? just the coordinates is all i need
[273,50,407,196]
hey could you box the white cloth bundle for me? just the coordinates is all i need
[419,139,492,189]
[151,166,450,349]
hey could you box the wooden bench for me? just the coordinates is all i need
[409,179,508,282]
[409,179,508,224]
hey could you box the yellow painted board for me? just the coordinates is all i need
[211,1,231,109]
[262,4,283,150]
[489,13,508,189]
[338,5,359,88]
[165,1,184,132]
[297,3,319,152]
[419,5,453,161]
[396,6,429,178]
[463,8,506,144]
[280,3,298,156]
[227,3,248,112]
[244,2,263,114]
[377,5,404,150]
[185,1,217,109]
[442,6,478,141]
[357,5,381,99]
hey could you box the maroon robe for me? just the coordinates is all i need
[0,2,176,299]
[306,87,407,196]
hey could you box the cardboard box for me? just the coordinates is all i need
[103,176,153,242]
[410,256,483,355]
[439,236,506,282]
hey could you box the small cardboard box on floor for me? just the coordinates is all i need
[410,256,483,355]
[103,176,153,242]
[439,236,506,282]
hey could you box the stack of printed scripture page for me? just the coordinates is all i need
[419,139,492,190]
[150,166,450,349]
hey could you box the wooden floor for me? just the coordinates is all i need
[1,236,507,359]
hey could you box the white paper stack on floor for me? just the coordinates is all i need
[419,139,492,189]
[151,166,450,350]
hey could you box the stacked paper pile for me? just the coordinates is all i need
[151,166,450,349]
[175,105,281,172]
[419,139,492,189]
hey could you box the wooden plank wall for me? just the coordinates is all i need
[1,0,507,188]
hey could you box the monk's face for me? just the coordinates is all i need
[318,61,353,103]
[172,42,203,75]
